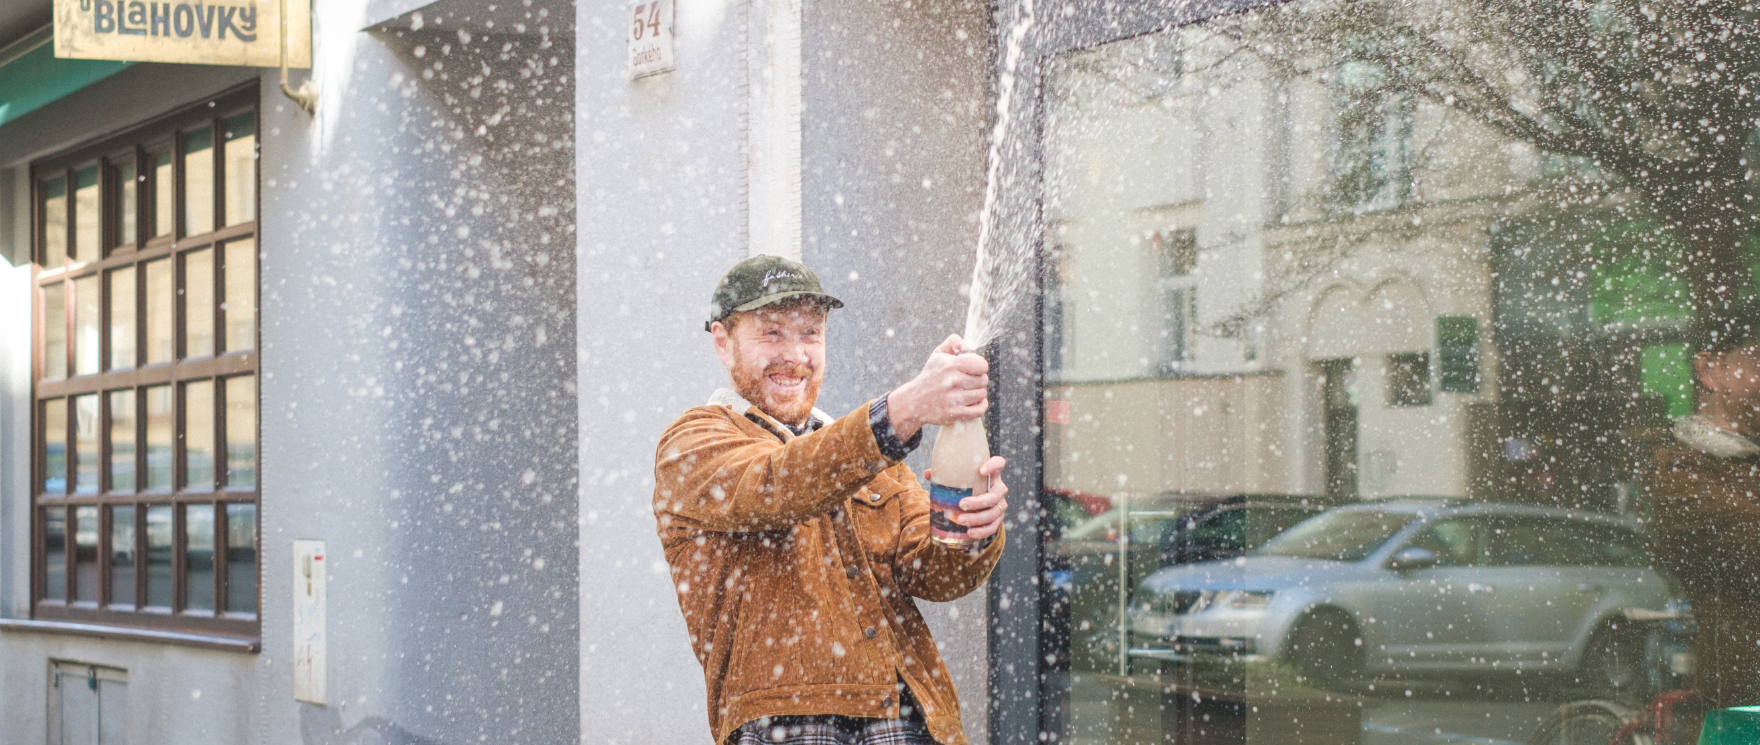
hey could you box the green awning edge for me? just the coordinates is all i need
[0,26,135,129]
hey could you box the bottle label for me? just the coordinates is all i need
[928,483,972,507]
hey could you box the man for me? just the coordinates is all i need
[1647,309,1760,709]
[653,255,1009,745]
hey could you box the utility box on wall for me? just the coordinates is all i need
[49,661,127,745]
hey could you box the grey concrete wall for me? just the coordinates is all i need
[0,6,578,744]
[576,0,997,741]
[257,16,578,745]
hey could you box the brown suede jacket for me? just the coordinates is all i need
[1646,417,1760,706]
[653,391,1005,745]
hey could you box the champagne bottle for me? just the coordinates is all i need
[929,417,990,548]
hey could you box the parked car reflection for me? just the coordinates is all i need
[1128,499,1678,695]
[1044,492,1337,672]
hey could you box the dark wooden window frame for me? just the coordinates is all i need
[28,84,260,644]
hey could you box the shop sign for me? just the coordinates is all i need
[53,0,311,68]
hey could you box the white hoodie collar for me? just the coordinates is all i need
[1673,416,1760,460]
[708,388,832,432]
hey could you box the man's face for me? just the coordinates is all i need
[712,302,828,427]
[1698,344,1760,431]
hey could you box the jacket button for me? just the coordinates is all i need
[869,493,880,502]
[865,626,878,639]
[846,566,860,580]
[882,696,893,708]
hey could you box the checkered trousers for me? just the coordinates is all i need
[732,715,937,745]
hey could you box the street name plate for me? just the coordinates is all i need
[54,0,312,68]
[628,0,674,79]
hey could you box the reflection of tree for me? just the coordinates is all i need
[1218,0,1759,337]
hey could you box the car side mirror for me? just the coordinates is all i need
[1390,546,1440,571]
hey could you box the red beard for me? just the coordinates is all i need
[730,357,821,428]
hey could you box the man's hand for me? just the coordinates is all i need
[888,335,988,441]
[925,456,1009,541]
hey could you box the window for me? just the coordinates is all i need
[32,87,258,640]
[1153,229,1197,373]
[1330,60,1414,212]
[1387,351,1432,407]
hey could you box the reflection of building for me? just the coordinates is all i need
[1041,29,1526,501]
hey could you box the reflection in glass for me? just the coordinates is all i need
[74,166,99,261]
[144,259,172,364]
[144,385,172,490]
[73,394,99,495]
[226,376,257,489]
[109,389,136,492]
[185,248,214,358]
[185,503,215,611]
[184,380,215,490]
[108,267,136,370]
[184,128,215,236]
[223,239,256,352]
[110,505,136,607]
[223,114,255,226]
[43,176,67,265]
[144,504,172,607]
[43,398,66,494]
[44,508,66,601]
[74,505,99,602]
[225,503,257,614]
[152,152,173,238]
[73,274,99,376]
[43,282,66,379]
[117,160,138,248]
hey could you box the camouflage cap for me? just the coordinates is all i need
[705,255,844,331]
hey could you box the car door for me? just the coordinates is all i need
[1368,517,1492,670]
[1469,516,1603,667]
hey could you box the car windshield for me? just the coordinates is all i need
[1254,510,1419,562]
[1065,500,1203,543]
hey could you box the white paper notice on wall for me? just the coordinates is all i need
[293,540,327,705]
[628,0,674,79]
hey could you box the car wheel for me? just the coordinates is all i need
[1285,609,1361,689]
[1577,623,1645,701]
[1527,700,1648,745]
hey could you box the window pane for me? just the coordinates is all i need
[108,267,136,370]
[225,503,257,614]
[223,113,255,227]
[183,128,214,237]
[110,505,136,607]
[109,389,136,493]
[116,160,138,248]
[42,176,67,266]
[74,505,99,603]
[143,259,172,364]
[222,239,256,352]
[73,274,99,376]
[185,504,216,611]
[42,398,66,494]
[184,380,215,490]
[144,385,172,490]
[73,166,99,262]
[143,504,172,607]
[225,376,256,489]
[184,248,214,358]
[151,152,172,238]
[43,282,66,380]
[44,508,66,601]
[72,394,98,495]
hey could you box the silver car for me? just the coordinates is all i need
[1127,500,1677,694]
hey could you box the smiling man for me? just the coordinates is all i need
[653,255,1009,745]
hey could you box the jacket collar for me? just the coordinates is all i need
[1673,415,1760,460]
[708,388,833,439]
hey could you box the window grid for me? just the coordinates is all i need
[31,86,259,640]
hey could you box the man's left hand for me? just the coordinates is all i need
[926,456,1008,541]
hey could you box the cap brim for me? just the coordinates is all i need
[730,291,845,315]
